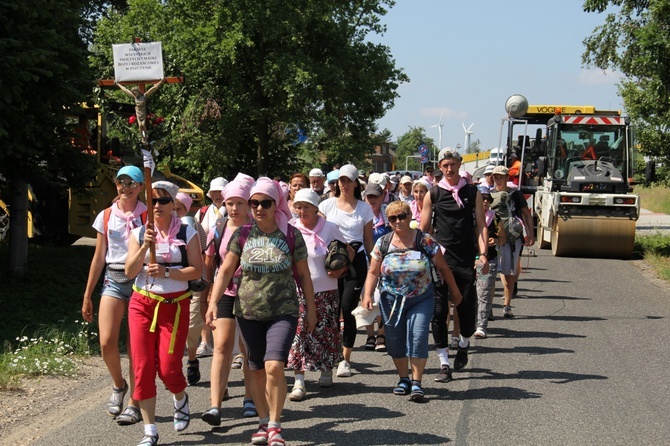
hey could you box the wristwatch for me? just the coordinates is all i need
[479,253,488,259]
[164,267,171,278]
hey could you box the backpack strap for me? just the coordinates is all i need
[204,217,228,267]
[378,231,394,259]
[197,205,210,223]
[103,207,112,237]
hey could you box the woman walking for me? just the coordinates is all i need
[287,188,347,400]
[206,177,316,446]
[125,181,203,446]
[318,164,374,378]
[81,166,146,425]
[362,201,461,401]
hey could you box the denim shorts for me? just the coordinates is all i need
[101,271,134,302]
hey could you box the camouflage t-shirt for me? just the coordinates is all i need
[228,223,308,321]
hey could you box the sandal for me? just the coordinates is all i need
[251,424,268,445]
[393,377,411,395]
[449,336,460,349]
[410,381,425,402]
[375,334,387,352]
[268,427,286,446]
[231,353,244,369]
[186,359,200,386]
[202,407,221,426]
[243,398,258,417]
[116,405,142,426]
[137,434,159,446]
[107,379,128,417]
[364,335,376,350]
[173,393,190,432]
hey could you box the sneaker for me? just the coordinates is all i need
[474,327,487,339]
[503,305,514,318]
[434,365,453,383]
[186,359,200,385]
[231,353,244,369]
[288,384,306,401]
[201,407,221,426]
[454,346,469,371]
[251,424,269,445]
[318,371,333,388]
[107,379,128,417]
[449,336,460,349]
[196,342,213,357]
[336,360,352,377]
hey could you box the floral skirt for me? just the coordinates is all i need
[287,289,343,372]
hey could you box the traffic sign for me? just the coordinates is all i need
[418,144,428,155]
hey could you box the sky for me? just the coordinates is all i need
[372,0,623,152]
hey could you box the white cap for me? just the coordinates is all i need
[338,164,358,181]
[400,175,413,184]
[292,188,321,208]
[368,172,388,187]
[309,168,324,178]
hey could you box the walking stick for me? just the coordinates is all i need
[143,150,156,263]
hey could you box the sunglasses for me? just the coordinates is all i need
[248,199,274,209]
[388,213,408,223]
[152,196,173,205]
[115,180,140,189]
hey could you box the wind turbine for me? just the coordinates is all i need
[430,112,444,167]
[462,122,474,152]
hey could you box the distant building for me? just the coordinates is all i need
[370,141,395,172]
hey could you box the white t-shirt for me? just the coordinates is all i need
[130,223,197,294]
[197,204,226,234]
[319,197,373,251]
[294,219,345,293]
[92,202,147,265]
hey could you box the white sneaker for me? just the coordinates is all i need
[196,342,213,357]
[336,360,352,378]
[474,327,487,339]
[288,384,306,401]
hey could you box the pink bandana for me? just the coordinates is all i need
[293,215,327,254]
[154,215,185,263]
[111,200,147,239]
[485,209,495,227]
[438,177,467,208]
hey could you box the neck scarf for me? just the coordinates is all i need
[294,216,327,254]
[154,214,184,263]
[438,177,467,208]
[111,200,147,239]
[485,209,495,227]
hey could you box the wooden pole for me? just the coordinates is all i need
[143,165,156,263]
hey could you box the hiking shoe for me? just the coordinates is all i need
[503,305,514,318]
[474,327,487,339]
[196,342,213,357]
[454,346,469,371]
[202,407,221,426]
[289,384,306,401]
[107,379,128,417]
[336,360,352,377]
[318,371,333,388]
[186,359,200,386]
[410,381,424,401]
[434,365,453,383]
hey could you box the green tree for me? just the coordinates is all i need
[0,0,95,274]
[582,0,670,163]
[395,127,436,172]
[91,0,407,182]
[467,138,481,154]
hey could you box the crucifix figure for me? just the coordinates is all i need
[115,79,164,145]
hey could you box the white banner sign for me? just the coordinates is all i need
[113,42,164,83]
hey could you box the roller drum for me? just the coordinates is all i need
[551,216,635,258]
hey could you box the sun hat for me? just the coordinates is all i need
[492,165,509,176]
[308,168,325,178]
[116,166,143,183]
[207,177,228,198]
[338,164,358,181]
[153,181,179,200]
[292,188,321,208]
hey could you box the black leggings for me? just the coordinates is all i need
[338,249,368,349]
[432,264,477,348]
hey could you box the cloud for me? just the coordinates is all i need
[577,68,623,85]
[419,107,467,121]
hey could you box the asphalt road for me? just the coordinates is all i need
[29,244,670,446]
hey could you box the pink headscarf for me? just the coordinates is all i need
[175,192,193,211]
[249,177,292,235]
[223,173,255,201]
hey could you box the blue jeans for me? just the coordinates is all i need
[378,288,435,359]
